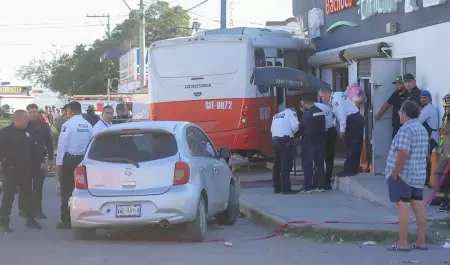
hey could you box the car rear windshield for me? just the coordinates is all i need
[88,131,178,163]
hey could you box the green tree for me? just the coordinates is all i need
[16,1,191,95]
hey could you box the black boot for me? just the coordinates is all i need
[26,219,42,229]
[0,219,12,233]
[56,222,71,229]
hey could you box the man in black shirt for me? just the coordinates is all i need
[375,76,409,138]
[297,94,326,192]
[403,73,422,106]
[0,110,42,232]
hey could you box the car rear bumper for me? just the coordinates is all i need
[70,183,200,228]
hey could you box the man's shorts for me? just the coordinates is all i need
[387,175,423,203]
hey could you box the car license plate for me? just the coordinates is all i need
[115,204,141,218]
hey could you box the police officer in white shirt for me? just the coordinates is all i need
[319,87,365,176]
[270,107,299,194]
[93,105,114,135]
[56,101,93,229]
[315,102,337,189]
[418,90,439,185]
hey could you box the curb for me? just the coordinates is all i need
[239,198,438,243]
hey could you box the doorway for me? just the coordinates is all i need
[332,67,349,92]
[332,67,349,155]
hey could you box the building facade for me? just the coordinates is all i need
[293,0,450,173]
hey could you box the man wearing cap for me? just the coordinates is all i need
[404,73,422,106]
[418,90,439,186]
[51,105,69,194]
[375,76,409,138]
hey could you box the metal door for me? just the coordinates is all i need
[370,58,402,174]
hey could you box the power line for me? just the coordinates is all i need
[0,24,118,31]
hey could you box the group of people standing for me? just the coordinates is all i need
[0,101,115,232]
[270,83,365,194]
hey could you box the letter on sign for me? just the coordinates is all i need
[405,0,419,12]
[422,0,446,7]
[360,0,398,20]
[326,0,357,14]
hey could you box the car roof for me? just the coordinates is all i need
[100,121,192,134]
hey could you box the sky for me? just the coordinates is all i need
[0,0,292,85]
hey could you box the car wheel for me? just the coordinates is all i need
[182,196,207,242]
[72,227,96,240]
[215,183,239,226]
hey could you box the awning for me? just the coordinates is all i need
[307,49,346,67]
[252,67,330,93]
[342,42,390,61]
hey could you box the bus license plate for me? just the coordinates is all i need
[116,204,141,217]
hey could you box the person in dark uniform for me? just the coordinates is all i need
[56,102,93,229]
[83,105,100,126]
[270,107,299,194]
[0,110,42,232]
[314,102,336,190]
[319,87,365,176]
[297,94,326,192]
[18,104,54,219]
[375,76,409,138]
[403,73,422,106]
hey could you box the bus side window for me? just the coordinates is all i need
[254,48,268,94]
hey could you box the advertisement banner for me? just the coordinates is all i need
[118,48,149,93]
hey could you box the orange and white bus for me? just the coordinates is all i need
[148,27,314,157]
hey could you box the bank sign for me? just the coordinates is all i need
[326,0,447,20]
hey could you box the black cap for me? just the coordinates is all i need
[403,73,415,81]
[61,104,69,110]
[392,76,403,84]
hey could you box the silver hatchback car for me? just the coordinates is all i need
[70,121,240,241]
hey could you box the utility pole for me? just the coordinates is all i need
[220,0,226,29]
[139,0,146,88]
[87,13,111,98]
[86,13,111,37]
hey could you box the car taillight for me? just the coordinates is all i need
[74,165,88,189]
[173,162,190,185]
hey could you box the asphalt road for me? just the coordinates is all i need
[0,178,449,265]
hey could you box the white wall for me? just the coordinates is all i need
[316,21,450,108]
[348,61,358,84]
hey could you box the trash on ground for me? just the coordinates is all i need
[443,242,450,249]
[402,261,420,264]
[361,239,376,245]
[224,241,233,247]
[284,233,292,237]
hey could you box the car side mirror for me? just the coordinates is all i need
[218,147,231,159]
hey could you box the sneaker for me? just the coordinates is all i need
[0,224,12,233]
[314,189,326,192]
[56,222,71,230]
[299,188,314,193]
[26,219,42,230]
[437,202,449,212]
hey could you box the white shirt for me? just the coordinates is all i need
[270,108,299,138]
[418,103,439,143]
[56,114,93,166]
[93,118,112,135]
[331,91,359,132]
[314,102,334,129]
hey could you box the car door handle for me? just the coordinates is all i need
[200,167,206,172]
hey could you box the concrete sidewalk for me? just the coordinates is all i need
[239,176,450,243]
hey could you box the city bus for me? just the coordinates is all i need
[148,27,314,158]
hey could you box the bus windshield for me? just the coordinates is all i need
[152,41,244,78]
